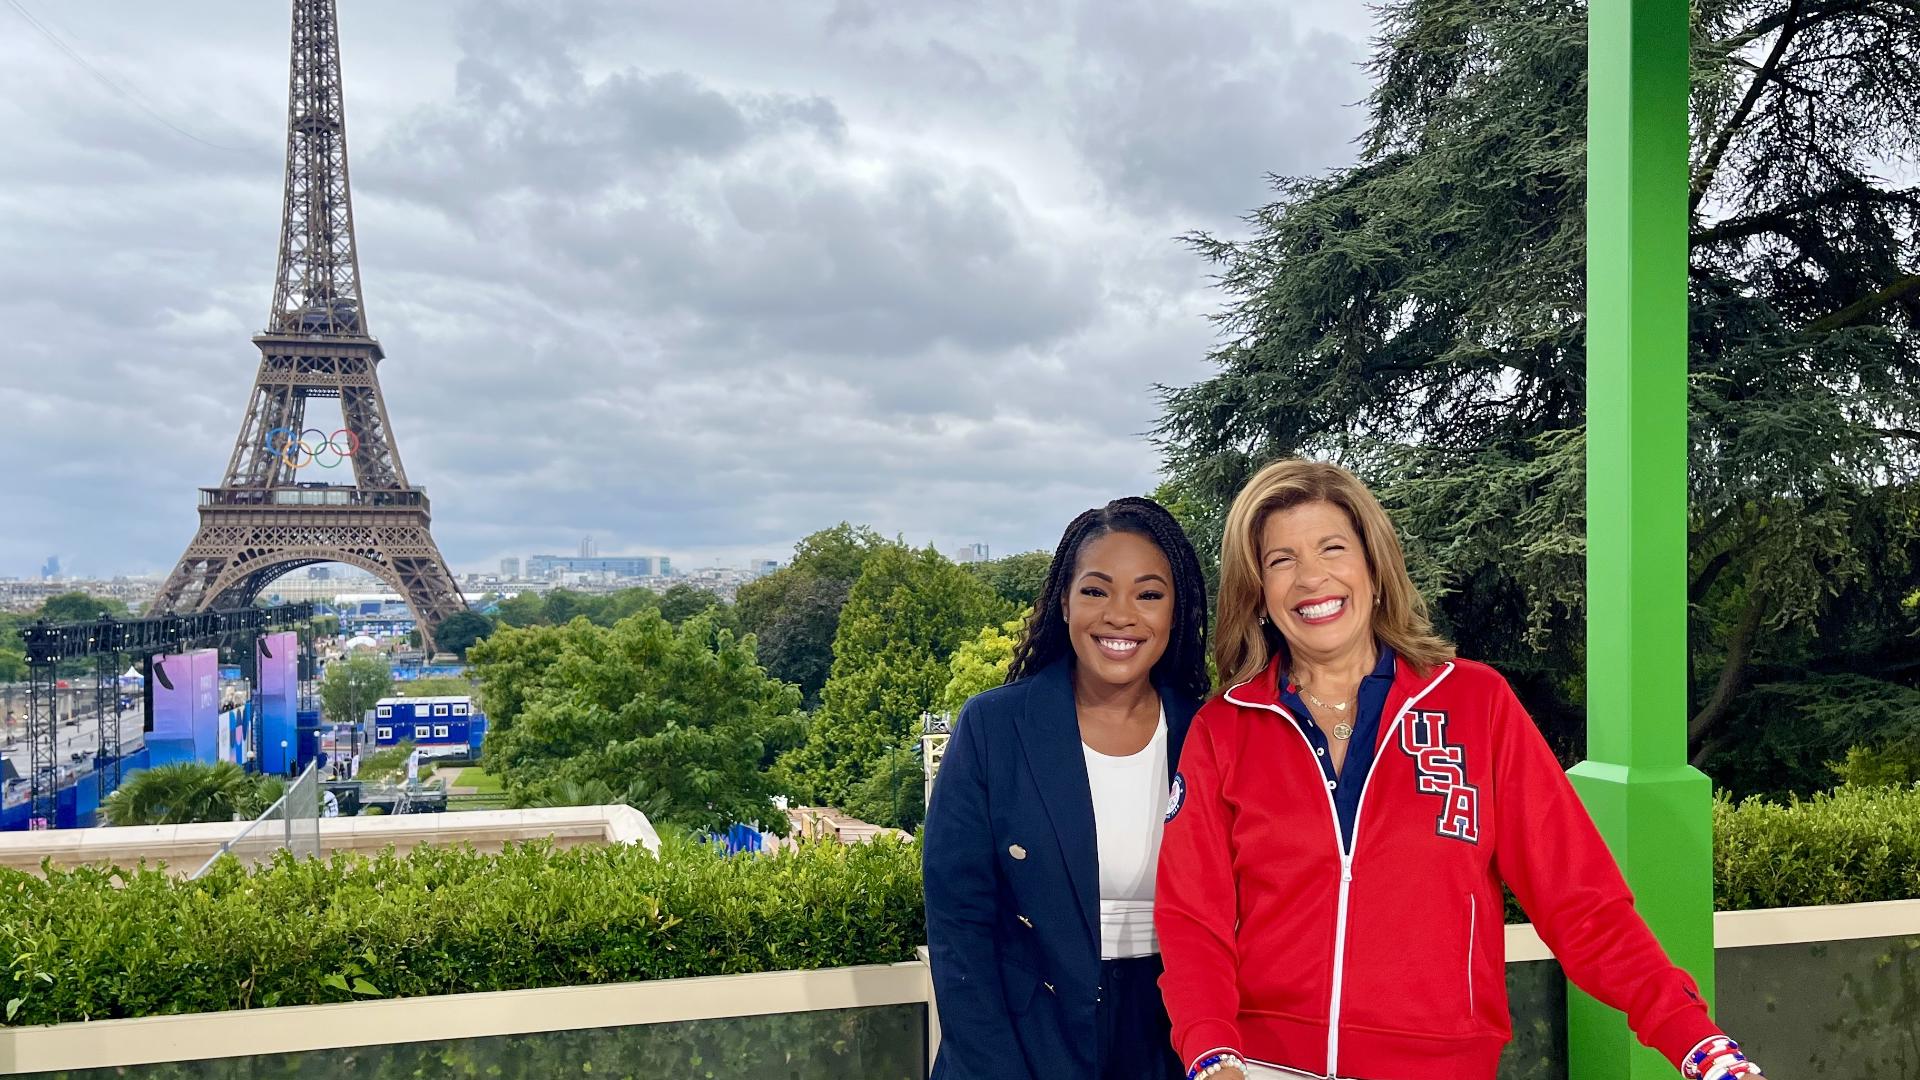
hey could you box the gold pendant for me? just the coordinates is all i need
[1332,722,1354,741]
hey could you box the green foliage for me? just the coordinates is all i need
[394,676,475,699]
[0,834,925,1027]
[431,610,495,659]
[318,654,393,729]
[1715,785,1920,911]
[841,746,925,836]
[736,524,898,706]
[779,546,1015,828]
[657,583,733,630]
[1702,674,1920,798]
[790,523,894,581]
[100,763,283,826]
[1831,744,1920,789]
[356,741,417,784]
[961,552,1053,608]
[0,649,25,682]
[941,611,1029,715]
[473,610,805,835]
[493,587,665,630]
[1154,0,1920,779]
[34,593,131,624]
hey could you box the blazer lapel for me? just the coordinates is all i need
[1161,680,1198,773]
[1013,659,1100,946]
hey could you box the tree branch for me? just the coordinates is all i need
[1691,181,1920,246]
[1688,593,1767,756]
[1805,272,1920,332]
[1693,0,1806,216]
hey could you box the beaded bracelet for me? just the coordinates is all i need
[1187,1051,1248,1080]
[1683,1035,1764,1080]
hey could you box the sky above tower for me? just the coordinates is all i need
[0,0,1375,576]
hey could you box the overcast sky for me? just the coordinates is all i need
[0,0,1375,579]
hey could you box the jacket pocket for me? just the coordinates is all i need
[999,957,1043,1013]
[1465,892,1477,1019]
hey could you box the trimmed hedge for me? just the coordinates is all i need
[1714,783,1920,910]
[6,783,1919,1029]
[1,835,923,1027]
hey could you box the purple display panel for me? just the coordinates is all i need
[147,652,195,742]
[259,632,299,775]
[190,648,220,763]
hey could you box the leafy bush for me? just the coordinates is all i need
[100,763,284,826]
[0,834,924,1027]
[1714,783,1920,910]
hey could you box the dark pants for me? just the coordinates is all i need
[1095,954,1183,1080]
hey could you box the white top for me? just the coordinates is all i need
[1083,708,1168,959]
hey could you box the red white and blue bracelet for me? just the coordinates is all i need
[1187,1051,1247,1080]
[1683,1035,1764,1080]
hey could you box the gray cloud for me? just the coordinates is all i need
[0,0,1372,579]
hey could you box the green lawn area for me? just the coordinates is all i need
[447,766,505,795]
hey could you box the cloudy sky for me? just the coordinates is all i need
[0,0,1375,579]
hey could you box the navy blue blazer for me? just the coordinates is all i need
[923,658,1198,1079]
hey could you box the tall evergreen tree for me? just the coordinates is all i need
[1156,0,1919,775]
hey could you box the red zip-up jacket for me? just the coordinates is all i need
[1155,653,1725,1079]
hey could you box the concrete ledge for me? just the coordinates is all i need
[0,804,660,875]
[1502,897,1920,964]
[0,961,929,1073]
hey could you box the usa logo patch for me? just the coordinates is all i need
[1164,772,1186,823]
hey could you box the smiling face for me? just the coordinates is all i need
[1062,529,1176,692]
[1259,499,1377,670]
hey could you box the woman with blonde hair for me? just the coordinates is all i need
[1154,459,1762,1080]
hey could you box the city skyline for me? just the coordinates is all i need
[0,0,1376,581]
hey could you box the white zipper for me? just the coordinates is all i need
[1223,661,1456,1080]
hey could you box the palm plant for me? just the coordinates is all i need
[102,762,280,826]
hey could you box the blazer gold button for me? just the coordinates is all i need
[1018,915,1034,928]
[1009,844,1027,860]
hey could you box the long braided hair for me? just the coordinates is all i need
[1005,497,1211,702]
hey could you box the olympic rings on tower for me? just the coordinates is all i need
[264,427,360,469]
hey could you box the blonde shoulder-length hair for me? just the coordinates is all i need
[1215,458,1455,691]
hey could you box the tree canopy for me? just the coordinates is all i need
[778,545,1015,828]
[1154,0,1919,786]
[735,524,898,706]
[319,654,394,730]
[471,610,804,835]
[961,552,1053,609]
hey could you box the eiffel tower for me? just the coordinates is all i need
[153,0,465,648]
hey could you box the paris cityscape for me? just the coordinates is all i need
[2,0,1917,1076]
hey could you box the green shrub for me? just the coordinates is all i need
[1714,783,1920,910]
[0,835,923,1027]
[6,784,1920,1029]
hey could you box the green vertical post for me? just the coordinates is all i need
[1570,0,1714,1077]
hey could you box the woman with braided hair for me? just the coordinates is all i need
[925,496,1209,1080]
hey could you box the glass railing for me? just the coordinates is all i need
[18,1005,928,1080]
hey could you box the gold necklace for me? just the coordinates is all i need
[1295,682,1356,741]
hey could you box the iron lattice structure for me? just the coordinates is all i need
[153,0,463,646]
[19,605,313,827]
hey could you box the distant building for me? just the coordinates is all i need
[527,555,659,578]
[578,536,598,558]
[308,566,331,580]
[500,557,520,579]
[658,557,673,577]
[40,556,60,580]
[747,558,781,578]
[951,543,990,564]
[371,695,485,753]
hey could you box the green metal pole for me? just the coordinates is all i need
[1570,0,1714,1076]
